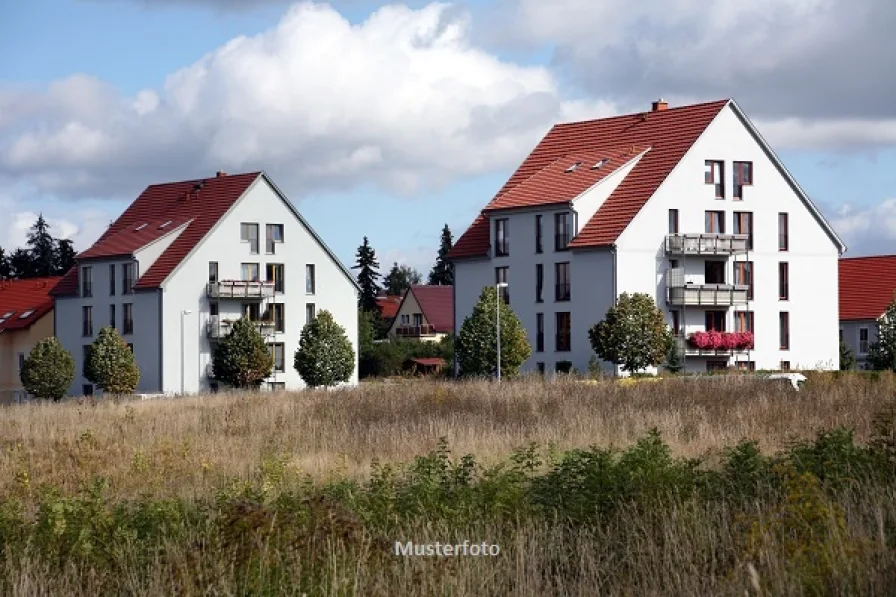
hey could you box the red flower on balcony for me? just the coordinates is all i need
[687,331,754,350]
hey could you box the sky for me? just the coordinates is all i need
[1,0,895,276]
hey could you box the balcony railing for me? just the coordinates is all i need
[667,284,749,306]
[395,324,438,337]
[665,233,750,255]
[207,315,276,339]
[207,280,275,299]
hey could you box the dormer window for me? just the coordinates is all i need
[159,220,172,229]
[564,162,583,173]
[591,158,608,170]
[19,310,34,319]
[1,311,12,319]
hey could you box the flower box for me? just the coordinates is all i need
[687,331,754,351]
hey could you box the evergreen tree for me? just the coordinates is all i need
[867,294,896,371]
[839,340,856,371]
[9,248,36,279]
[294,310,355,388]
[589,292,673,374]
[456,286,531,377]
[428,224,454,286]
[55,238,76,275]
[352,236,381,312]
[0,247,10,279]
[27,214,56,277]
[384,262,422,295]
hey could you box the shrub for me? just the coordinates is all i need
[85,326,140,395]
[456,286,531,378]
[212,318,274,389]
[589,293,673,373]
[20,337,75,401]
[294,310,355,388]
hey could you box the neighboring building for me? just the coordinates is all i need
[51,171,359,396]
[448,99,845,376]
[387,285,453,342]
[839,255,896,369]
[375,292,402,325]
[0,276,62,403]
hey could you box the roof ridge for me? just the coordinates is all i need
[554,98,731,128]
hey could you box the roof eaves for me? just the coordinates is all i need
[385,287,412,336]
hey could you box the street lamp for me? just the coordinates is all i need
[181,309,192,395]
[496,282,508,382]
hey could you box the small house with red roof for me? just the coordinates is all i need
[387,285,453,342]
[375,291,403,324]
[51,171,359,397]
[448,98,845,376]
[0,276,61,403]
[838,255,896,369]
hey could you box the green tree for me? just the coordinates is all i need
[54,238,76,275]
[352,236,381,313]
[383,262,422,295]
[85,326,140,395]
[664,338,685,374]
[589,292,673,374]
[20,337,75,401]
[428,224,454,286]
[0,247,10,279]
[456,286,531,377]
[27,214,57,277]
[212,317,274,389]
[839,340,856,371]
[294,310,355,388]
[9,248,35,279]
[867,297,896,371]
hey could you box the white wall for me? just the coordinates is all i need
[572,152,646,233]
[616,102,841,371]
[161,177,359,394]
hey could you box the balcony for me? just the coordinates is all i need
[665,233,749,255]
[395,323,438,338]
[666,268,749,307]
[207,280,275,300]
[678,331,753,356]
[206,315,276,339]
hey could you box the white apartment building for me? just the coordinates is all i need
[51,171,359,396]
[449,99,845,375]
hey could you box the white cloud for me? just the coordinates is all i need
[0,190,115,254]
[0,2,612,200]
[827,199,896,257]
[380,245,435,279]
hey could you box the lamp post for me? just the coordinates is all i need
[181,309,192,395]
[496,282,508,382]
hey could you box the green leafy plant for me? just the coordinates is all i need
[867,294,896,371]
[212,317,274,389]
[589,292,673,374]
[839,340,856,371]
[20,337,75,401]
[294,310,355,388]
[84,326,140,395]
[456,286,531,378]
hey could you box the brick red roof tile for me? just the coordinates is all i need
[376,294,403,320]
[76,217,194,260]
[839,255,896,320]
[0,276,61,332]
[449,100,730,258]
[408,284,453,333]
[52,172,261,297]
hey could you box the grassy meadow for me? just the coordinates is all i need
[1,372,896,595]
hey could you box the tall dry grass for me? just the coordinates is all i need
[0,372,892,501]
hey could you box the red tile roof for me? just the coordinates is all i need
[449,100,730,258]
[408,284,453,333]
[0,276,61,333]
[839,255,896,320]
[52,172,261,296]
[376,294,403,320]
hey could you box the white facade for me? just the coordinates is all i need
[453,101,843,375]
[55,175,359,396]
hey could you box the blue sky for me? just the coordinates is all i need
[1,0,895,275]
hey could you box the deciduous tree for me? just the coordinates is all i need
[295,310,355,388]
[20,337,75,401]
[589,292,673,374]
[212,317,274,389]
[456,286,530,377]
[85,326,141,395]
[384,262,422,295]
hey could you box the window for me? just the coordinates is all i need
[535,264,544,303]
[780,361,791,371]
[705,210,725,233]
[705,160,724,198]
[668,209,679,234]
[269,382,286,391]
[779,262,789,300]
[735,311,754,333]
[495,267,509,303]
[556,361,573,374]
[306,303,316,325]
[209,262,218,283]
[705,311,726,332]
[554,212,571,251]
[556,312,571,352]
[733,211,753,250]
[82,345,92,376]
[241,303,259,321]
[82,384,93,396]
[555,262,571,301]
[82,306,93,337]
[17,352,25,375]
[270,343,285,372]
[734,261,753,300]
[494,218,509,256]
[266,264,284,293]
[733,161,753,200]
[736,361,756,371]
[859,327,869,354]
[536,362,545,375]
[241,223,259,254]
[210,302,219,316]
[271,303,285,332]
[400,314,410,325]
[109,304,116,329]
[122,262,136,294]
[123,303,134,335]
[413,313,423,326]
[705,261,725,284]
[780,312,790,350]
[305,264,316,294]
[81,266,92,297]
[778,213,789,251]
[265,224,284,254]
[109,264,116,296]
[839,328,843,343]
[536,313,544,352]
[241,263,260,282]
[18,310,33,319]
[535,215,543,254]
[671,311,680,335]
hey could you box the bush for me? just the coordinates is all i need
[456,286,530,378]
[212,318,274,389]
[20,337,75,401]
[294,310,355,388]
[85,326,140,395]
[589,293,673,374]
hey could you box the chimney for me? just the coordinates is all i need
[651,98,669,112]
[216,171,228,178]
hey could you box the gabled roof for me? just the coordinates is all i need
[52,171,360,297]
[391,284,453,333]
[839,255,896,320]
[376,294,403,320]
[449,98,845,258]
[0,276,61,333]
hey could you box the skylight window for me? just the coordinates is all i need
[135,223,148,231]
[591,158,609,170]
[564,162,583,173]
[159,220,172,229]
[1,311,12,318]
[19,310,34,319]
[0,318,6,325]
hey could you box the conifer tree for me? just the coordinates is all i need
[428,224,454,286]
[353,236,381,313]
